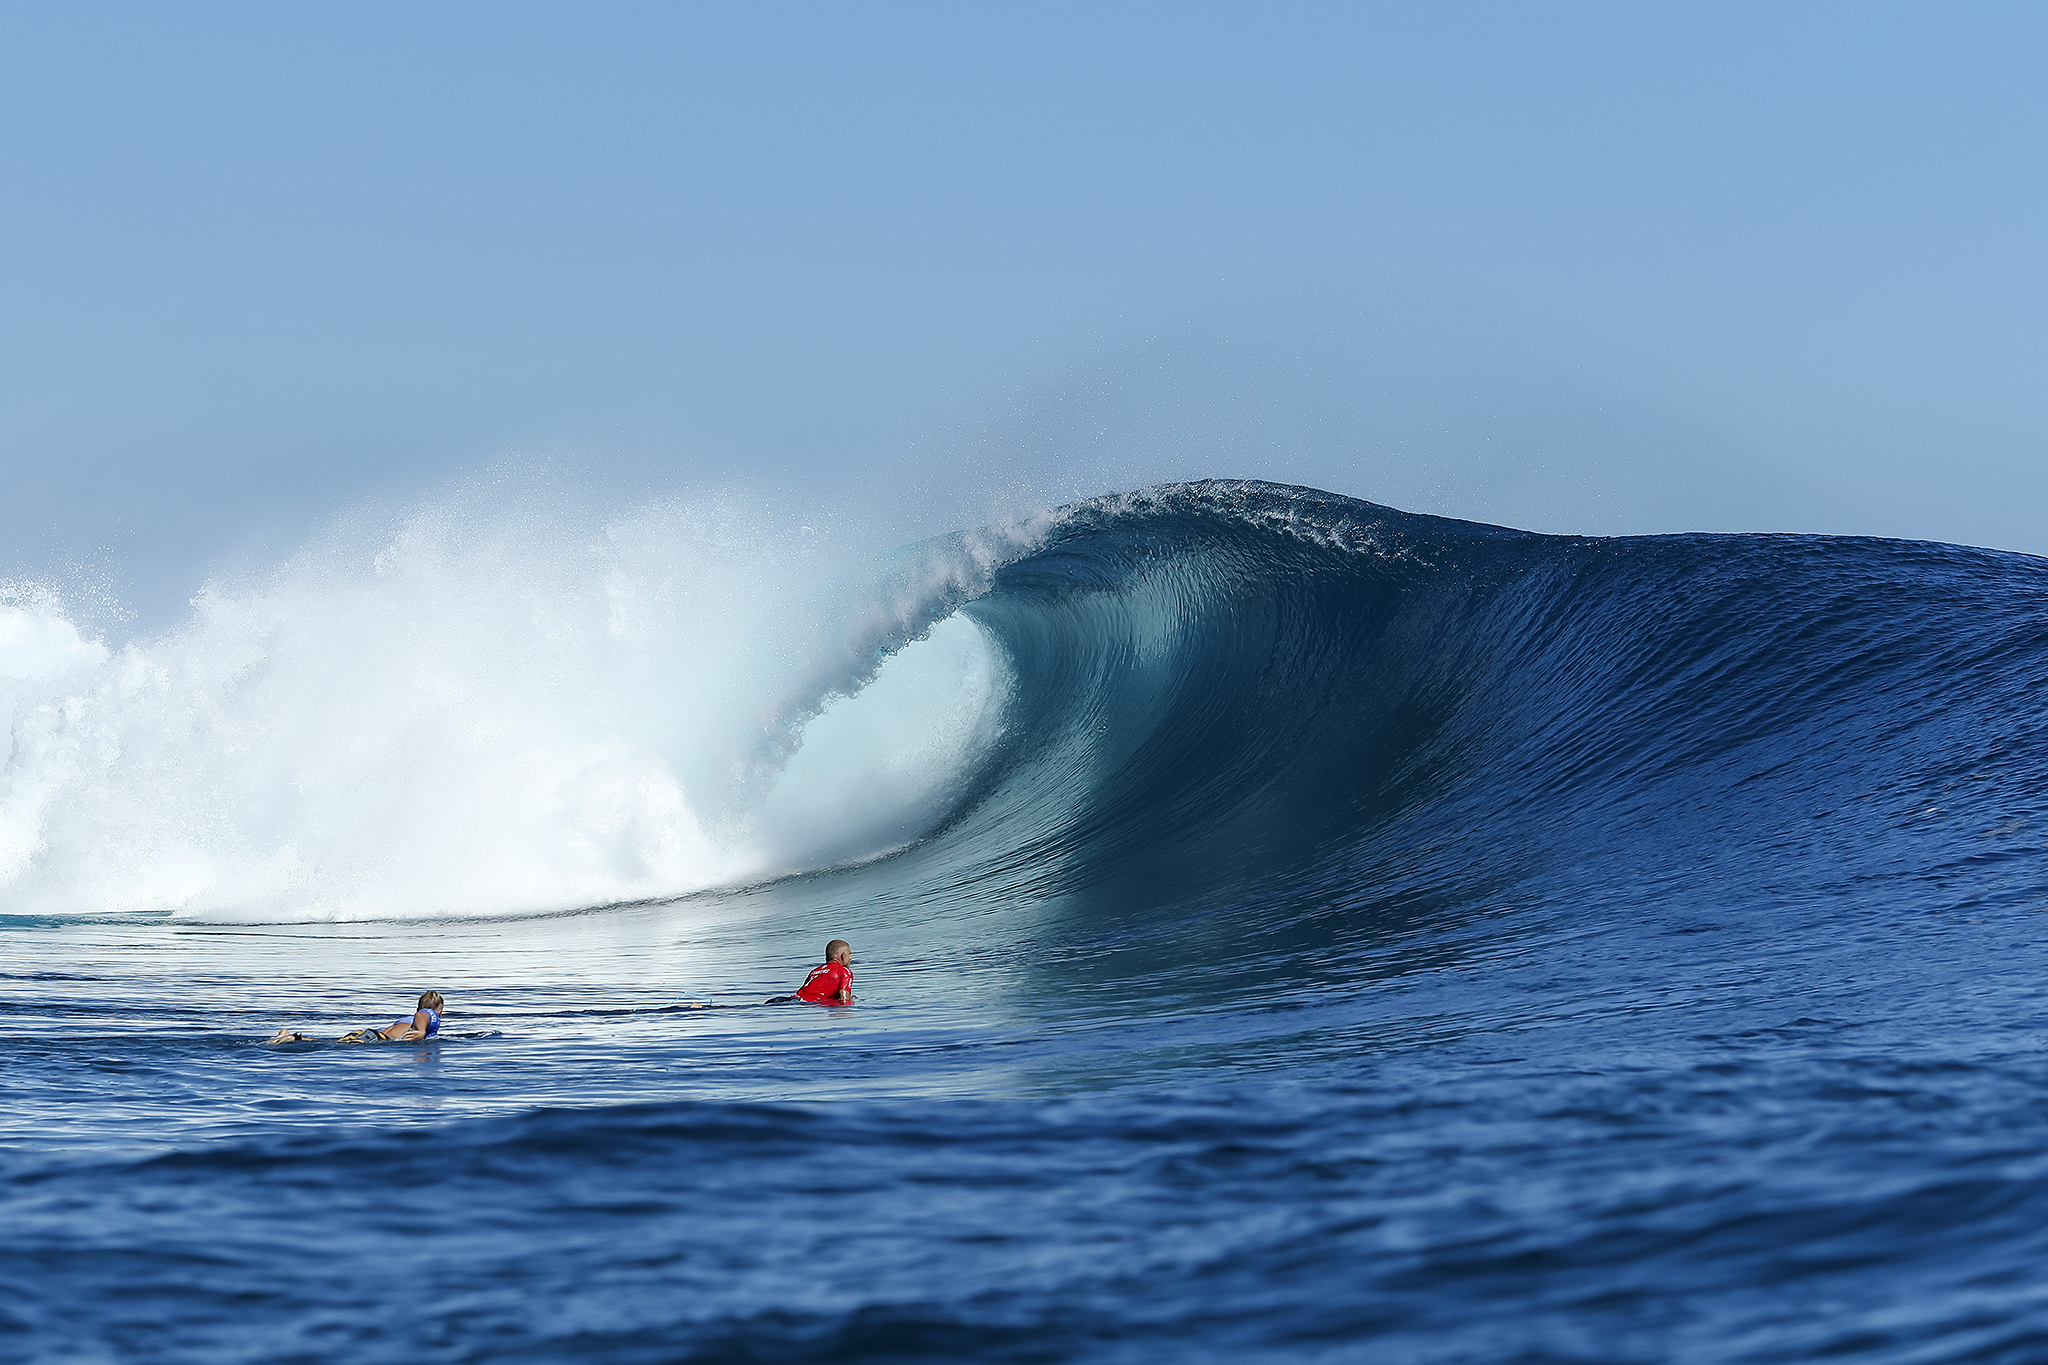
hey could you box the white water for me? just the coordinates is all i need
[0,496,1021,922]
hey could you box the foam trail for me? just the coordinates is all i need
[0,496,1026,922]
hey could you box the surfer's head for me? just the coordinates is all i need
[418,990,446,1012]
[824,940,851,966]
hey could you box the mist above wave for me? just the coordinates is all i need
[0,494,1023,922]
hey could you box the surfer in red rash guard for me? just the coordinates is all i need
[784,939,854,1004]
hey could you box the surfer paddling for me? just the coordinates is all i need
[769,939,854,1005]
[266,991,446,1045]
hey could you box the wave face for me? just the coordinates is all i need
[857,482,2048,980]
[8,481,2048,1363]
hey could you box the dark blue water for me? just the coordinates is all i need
[7,481,2048,1363]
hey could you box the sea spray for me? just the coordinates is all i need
[0,493,1032,921]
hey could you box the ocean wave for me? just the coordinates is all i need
[4,481,2044,936]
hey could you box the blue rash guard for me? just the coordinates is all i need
[383,1008,440,1038]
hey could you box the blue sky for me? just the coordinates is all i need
[4,2,2043,627]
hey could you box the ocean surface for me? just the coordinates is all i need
[6,480,2048,1363]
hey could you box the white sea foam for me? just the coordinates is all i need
[0,496,1024,922]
